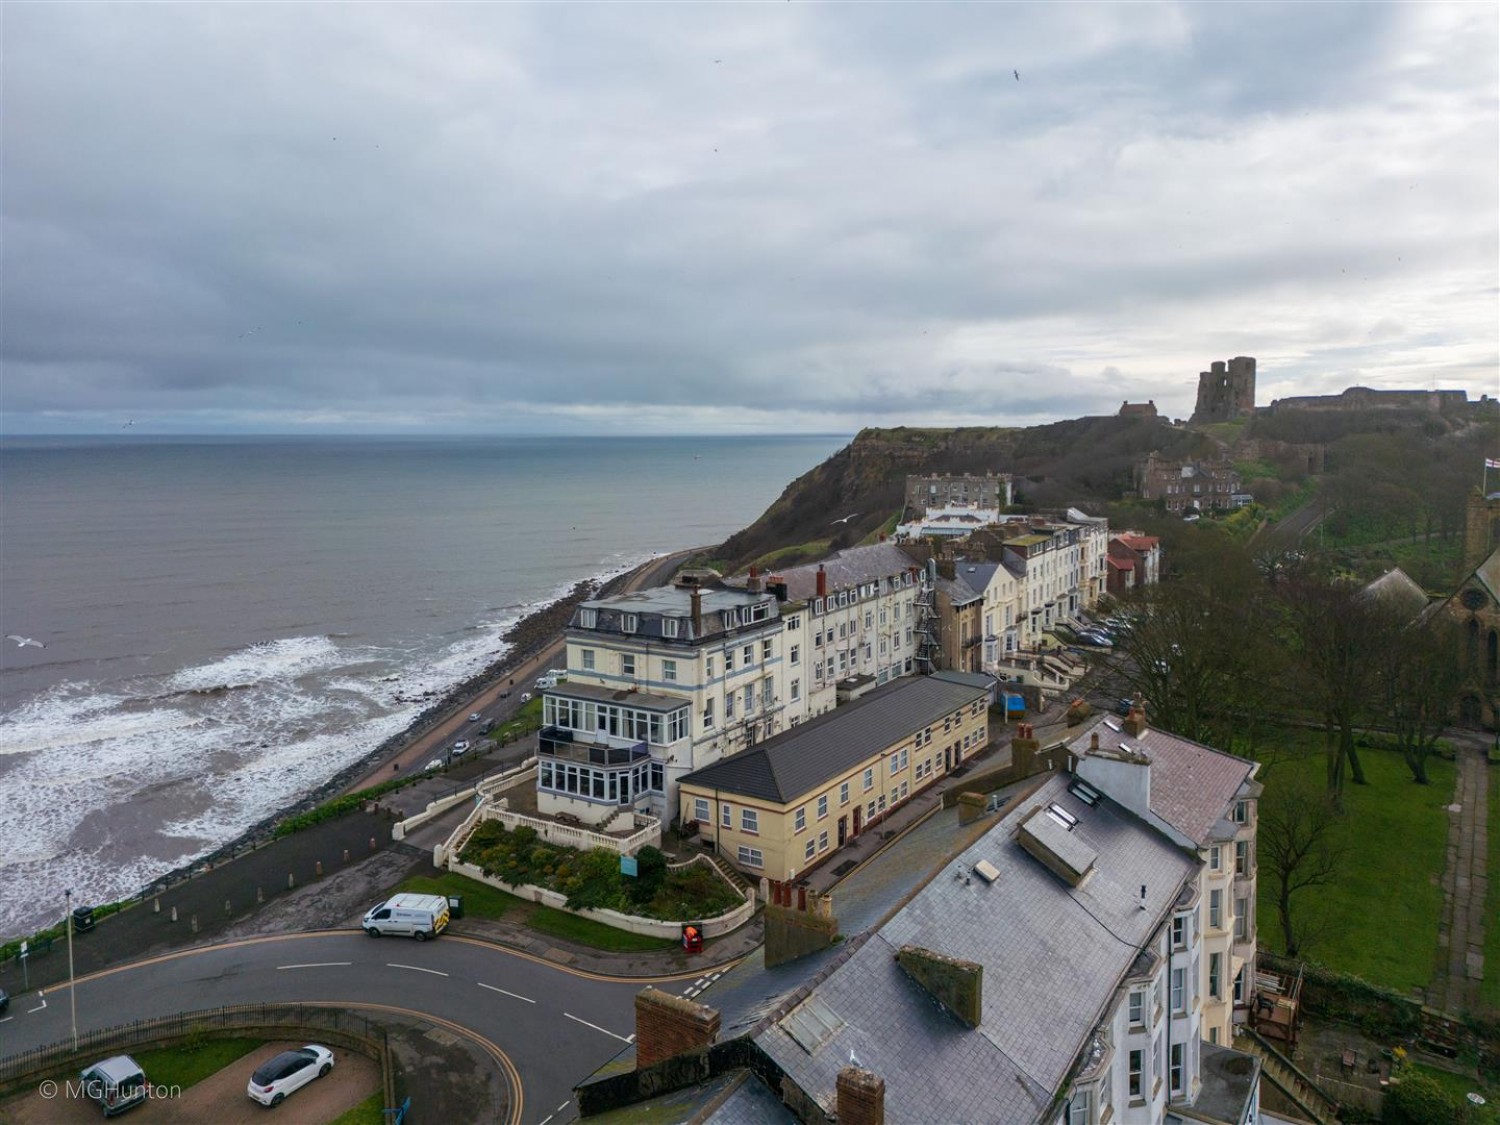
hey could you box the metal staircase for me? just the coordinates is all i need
[915,560,942,674]
[1235,1026,1342,1125]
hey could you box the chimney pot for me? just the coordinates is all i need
[1090,731,1099,751]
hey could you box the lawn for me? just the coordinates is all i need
[1483,760,1500,1017]
[491,696,543,743]
[328,1090,388,1125]
[395,872,524,921]
[1250,733,1453,996]
[132,1037,263,1090]
[527,907,676,952]
[1407,1062,1499,1125]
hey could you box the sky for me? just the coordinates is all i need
[3,2,1497,435]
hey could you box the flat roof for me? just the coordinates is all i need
[545,681,690,713]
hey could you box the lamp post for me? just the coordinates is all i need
[64,888,78,1050]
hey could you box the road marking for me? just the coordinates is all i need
[27,995,46,1013]
[564,1012,631,1043]
[476,982,535,1003]
[277,961,352,970]
[0,1016,12,1024]
[538,1117,553,1125]
[558,1101,570,1112]
[386,963,449,977]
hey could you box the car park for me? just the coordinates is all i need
[79,1055,148,1117]
[246,1044,335,1107]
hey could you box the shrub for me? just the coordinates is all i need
[1383,1073,1470,1125]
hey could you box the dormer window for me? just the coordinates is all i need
[621,613,638,633]
[578,608,597,628]
[663,618,680,638]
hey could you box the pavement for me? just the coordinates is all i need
[1428,729,1493,1017]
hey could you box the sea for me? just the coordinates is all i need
[0,433,847,939]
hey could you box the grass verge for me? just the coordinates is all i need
[132,1038,263,1090]
[528,907,676,952]
[328,1090,388,1125]
[1251,734,1452,995]
[395,872,524,921]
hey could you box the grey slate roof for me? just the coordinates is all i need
[678,672,991,804]
[751,774,1198,1124]
[1068,715,1256,846]
[747,543,919,600]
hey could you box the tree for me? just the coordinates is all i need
[1378,616,1465,784]
[1259,788,1346,957]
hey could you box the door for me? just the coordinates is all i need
[852,807,862,837]
[838,816,847,846]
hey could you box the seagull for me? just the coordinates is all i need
[6,635,45,648]
[830,512,860,525]
[1014,69,1020,81]
[849,1048,862,1068]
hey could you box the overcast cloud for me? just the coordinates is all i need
[3,2,1496,434]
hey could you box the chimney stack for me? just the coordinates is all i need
[633,987,721,1068]
[690,588,703,637]
[747,565,763,594]
[816,565,828,598]
[837,1067,886,1125]
[1123,699,1148,738]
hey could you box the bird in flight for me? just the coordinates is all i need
[831,512,860,525]
[6,635,45,648]
[1014,69,1020,81]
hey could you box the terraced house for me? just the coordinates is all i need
[675,671,992,881]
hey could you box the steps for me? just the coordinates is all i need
[1235,1026,1342,1125]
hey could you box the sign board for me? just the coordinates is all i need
[619,854,638,878]
[18,940,27,959]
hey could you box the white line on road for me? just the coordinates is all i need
[564,1013,631,1043]
[538,1117,553,1125]
[386,963,449,977]
[558,1101,570,1112]
[477,982,535,1003]
[0,1016,12,1024]
[27,995,46,1013]
[277,962,352,970]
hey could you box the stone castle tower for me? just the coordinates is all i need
[1191,357,1257,424]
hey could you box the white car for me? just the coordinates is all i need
[451,741,470,756]
[247,1044,334,1107]
[468,712,483,722]
[519,692,533,703]
[424,758,444,771]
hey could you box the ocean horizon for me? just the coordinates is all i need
[0,432,849,938]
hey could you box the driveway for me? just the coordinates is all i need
[0,1040,378,1124]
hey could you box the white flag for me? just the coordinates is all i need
[1487,458,1500,469]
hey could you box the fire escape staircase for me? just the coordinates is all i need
[915,566,941,674]
[1235,1026,1342,1125]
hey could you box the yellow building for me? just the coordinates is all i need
[677,671,993,882]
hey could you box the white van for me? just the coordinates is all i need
[535,671,561,689]
[362,893,450,941]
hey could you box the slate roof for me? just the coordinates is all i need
[678,672,992,804]
[752,774,1198,1124]
[1067,715,1256,846]
[935,574,982,605]
[1361,567,1430,619]
[750,543,919,600]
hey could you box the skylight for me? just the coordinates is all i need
[1046,803,1079,829]
[1069,780,1101,807]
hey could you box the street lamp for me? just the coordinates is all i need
[64,888,78,1050]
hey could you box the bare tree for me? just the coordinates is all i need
[1260,789,1346,957]
[1378,616,1465,784]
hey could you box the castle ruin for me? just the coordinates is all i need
[1190,357,1256,424]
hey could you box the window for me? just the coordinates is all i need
[1067,1087,1091,1125]
[1128,1049,1143,1099]
[725,692,736,719]
[1233,966,1247,1005]
[790,644,800,666]
[1234,898,1248,941]
[622,613,638,633]
[694,797,710,823]
[737,846,763,869]
[741,808,759,834]
[725,649,735,672]
[1209,889,1223,930]
[818,830,829,852]
[1234,799,1248,824]
[863,767,874,791]
[761,676,774,708]
[817,795,828,820]
[721,803,732,828]
[621,654,636,677]
[742,685,756,713]
[840,781,850,805]
[1128,989,1144,1027]
[742,644,754,666]
[1209,952,1222,1000]
[581,649,596,671]
[762,639,773,660]
[663,617,679,638]
[1209,845,1222,872]
[703,698,716,729]
[794,807,807,832]
[1235,839,1250,875]
[804,838,816,861]
[1172,914,1188,950]
[1171,967,1186,1014]
[790,678,801,701]
[1169,1042,1184,1095]
[662,659,677,682]
[579,608,597,628]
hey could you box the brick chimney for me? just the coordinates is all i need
[747,565,763,594]
[633,987,721,1068]
[837,1067,886,1125]
[816,564,828,598]
[690,588,703,637]
[1123,699,1148,738]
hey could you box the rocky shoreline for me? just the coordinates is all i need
[140,566,638,896]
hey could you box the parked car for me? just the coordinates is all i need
[468,712,483,722]
[424,758,444,772]
[1078,631,1114,647]
[79,1055,148,1117]
[246,1045,335,1107]
[519,692,533,703]
[0,987,8,1014]
[452,740,469,753]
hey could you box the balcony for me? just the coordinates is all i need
[538,726,650,767]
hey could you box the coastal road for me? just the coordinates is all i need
[349,547,706,788]
[0,932,680,1125]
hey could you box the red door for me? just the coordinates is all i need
[852,807,863,837]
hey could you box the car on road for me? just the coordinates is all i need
[0,987,7,1014]
[1077,631,1114,647]
[452,740,470,753]
[79,1054,147,1117]
[519,692,533,703]
[424,758,444,771]
[468,712,483,722]
[246,1044,335,1107]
